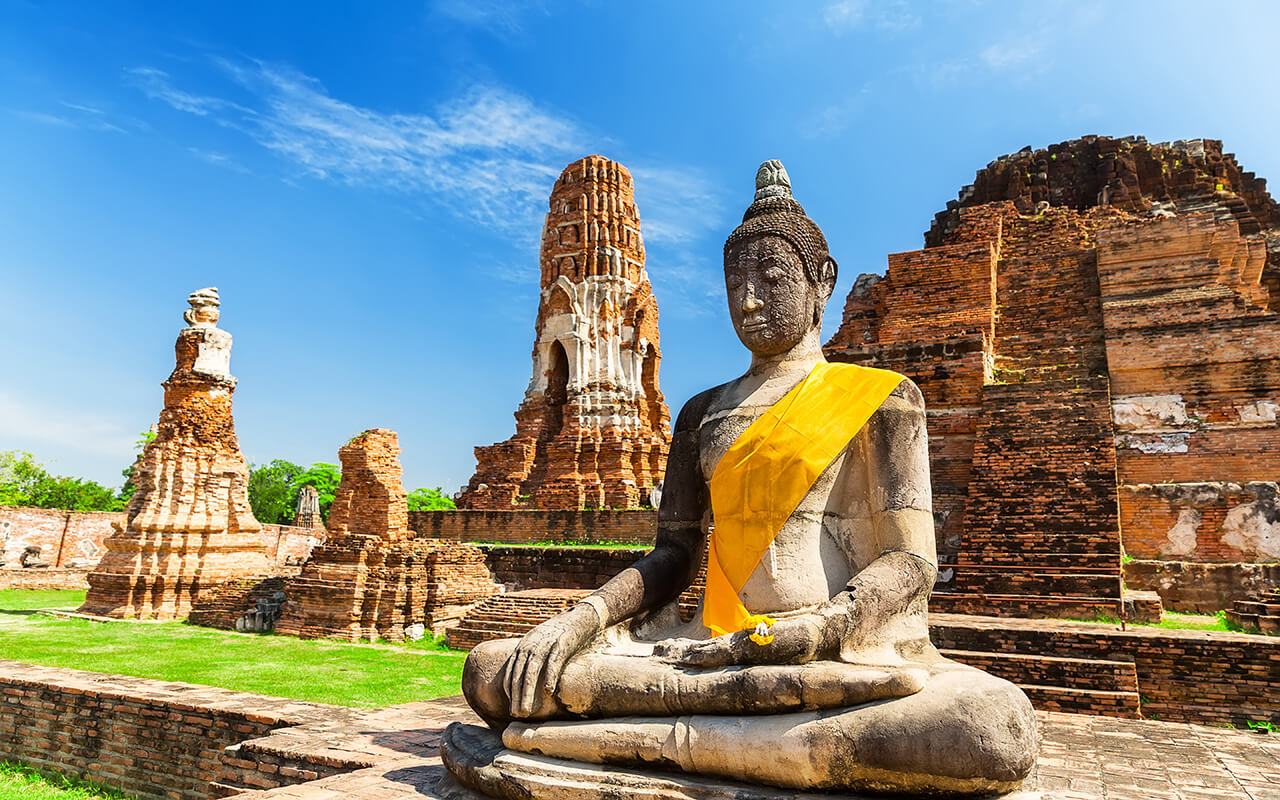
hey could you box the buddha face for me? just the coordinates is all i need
[724,235,818,357]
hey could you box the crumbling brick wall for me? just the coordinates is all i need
[825,135,1280,616]
[407,509,657,545]
[273,430,497,640]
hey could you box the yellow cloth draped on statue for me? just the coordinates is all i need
[704,362,905,639]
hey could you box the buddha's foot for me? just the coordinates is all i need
[440,722,1064,800]
[500,667,1038,797]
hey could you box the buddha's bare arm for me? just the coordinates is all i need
[664,380,938,668]
[503,391,711,717]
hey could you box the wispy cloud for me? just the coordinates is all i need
[127,66,246,117]
[431,0,549,35]
[0,392,135,460]
[979,40,1045,71]
[187,147,248,173]
[11,103,129,134]
[823,0,921,33]
[648,252,724,319]
[129,59,585,232]
[630,165,725,246]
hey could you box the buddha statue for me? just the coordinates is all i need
[442,160,1038,798]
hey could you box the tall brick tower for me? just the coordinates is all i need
[461,156,671,510]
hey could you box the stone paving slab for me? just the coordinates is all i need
[225,699,1280,800]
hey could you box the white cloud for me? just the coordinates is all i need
[431,0,548,35]
[11,106,127,134]
[979,40,1045,71]
[0,392,135,461]
[129,60,586,232]
[824,0,920,32]
[629,164,725,246]
[127,66,249,117]
[648,253,724,319]
[824,0,867,31]
[187,147,248,173]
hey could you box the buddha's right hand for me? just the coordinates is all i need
[504,602,602,718]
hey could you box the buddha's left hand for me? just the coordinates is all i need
[657,614,824,668]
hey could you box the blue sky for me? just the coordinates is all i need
[2,0,1278,494]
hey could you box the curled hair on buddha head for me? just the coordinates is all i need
[724,160,838,295]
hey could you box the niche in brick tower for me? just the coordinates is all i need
[460,155,672,510]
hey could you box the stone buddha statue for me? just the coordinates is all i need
[442,161,1037,798]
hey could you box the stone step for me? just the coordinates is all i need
[1018,684,1142,719]
[940,649,1137,692]
[949,569,1119,596]
[446,589,587,650]
[929,592,1122,620]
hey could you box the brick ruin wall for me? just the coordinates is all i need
[0,504,323,580]
[824,136,1280,615]
[930,618,1279,727]
[1123,560,1280,613]
[0,505,119,569]
[479,545,649,591]
[0,660,333,800]
[407,509,657,545]
[272,430,498,641]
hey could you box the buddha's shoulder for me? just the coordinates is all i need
[822,364,924,413]
[673,383,731,434]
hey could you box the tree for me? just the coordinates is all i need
[247,459,304,524]
[293,463,341,522]
[118,429,158,504]
[406,487,456,511]
[0,450,124,511]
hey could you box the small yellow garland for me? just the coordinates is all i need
[744,614,776,646]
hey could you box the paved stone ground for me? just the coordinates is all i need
[227,698,1280,800]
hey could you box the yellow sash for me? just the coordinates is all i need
[703,362,905,639]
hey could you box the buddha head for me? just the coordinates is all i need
[184,287,221,328]
[723,160,837,357]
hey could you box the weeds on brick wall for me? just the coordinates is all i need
[1246,720,1277,734]
[1072,610,1243,633]
[0,761,133,800]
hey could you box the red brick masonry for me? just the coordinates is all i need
[1,661,1276,800]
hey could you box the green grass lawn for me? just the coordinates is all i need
[0,762,131,800]
[0,590,466,707]
[0,589,85,611]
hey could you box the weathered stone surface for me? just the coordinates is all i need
[825,136,1280,616]
[273,430,499,641]
[453,161,1035,797]
[460,155,671,510]
[442,723,1050,800]
[80,288,270,620]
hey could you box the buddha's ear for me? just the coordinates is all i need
[812,256,838,327]
[819,256,838,300]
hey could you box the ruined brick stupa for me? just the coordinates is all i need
[274,429,497,641]
[81,288,270,619]
[460,155,672,510]
[824,136,1280,619]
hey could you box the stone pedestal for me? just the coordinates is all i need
[439,723,1055,800]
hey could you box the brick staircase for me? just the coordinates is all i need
[931,613,1144,719]
[932,378,1143,621]
[942,648,1141,718]
[1226,587,1280,634]
[446,589,590,650]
